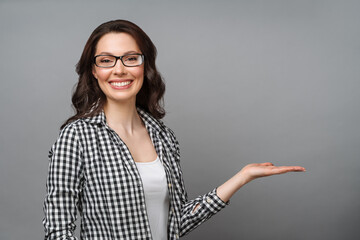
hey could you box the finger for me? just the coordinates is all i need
[271,166,306,174]
[280,166,306,171]
[292,166,306,172]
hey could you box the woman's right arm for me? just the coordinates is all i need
[43,125,84,240]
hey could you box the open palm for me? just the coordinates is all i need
[240,162,306,183]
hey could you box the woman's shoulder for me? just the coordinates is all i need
[51,114,101,150]
[160,123,177,142]
[137,108,179,146]
[61,111,105,132]
[55,116,98,148]
[60,118,87,135]
[53,120,85,149]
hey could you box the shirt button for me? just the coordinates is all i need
[168,183,172,188]
[176,234,179,239]
[171,207,175,213]
[206,197,213,204]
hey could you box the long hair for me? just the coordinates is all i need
[61,20,165,129]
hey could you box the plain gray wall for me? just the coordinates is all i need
[0,0,359,239]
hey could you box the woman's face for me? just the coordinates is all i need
[92,32,144,105]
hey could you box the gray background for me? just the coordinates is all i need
[0,0,359,239]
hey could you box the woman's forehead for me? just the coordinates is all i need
[95,32,140,55]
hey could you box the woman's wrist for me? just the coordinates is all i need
[216,171,249,203]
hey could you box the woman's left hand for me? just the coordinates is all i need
[216,162,306,202]
[239,162,306,184]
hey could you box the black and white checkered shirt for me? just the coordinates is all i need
[43,108,228,240]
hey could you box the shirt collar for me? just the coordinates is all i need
[82,107,164,135]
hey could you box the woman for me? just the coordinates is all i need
[43,20,305,240]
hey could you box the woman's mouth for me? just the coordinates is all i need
[109,80,133,89]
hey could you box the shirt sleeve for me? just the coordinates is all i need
[179,187,229,236]
[43,124,84,240]
[165,127,229,237]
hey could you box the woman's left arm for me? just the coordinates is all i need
[216,162,306,202]
[165,127,305,237]
[178,163,305,237]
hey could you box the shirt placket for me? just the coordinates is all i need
[151,131,180,240]
[106,125,153,240]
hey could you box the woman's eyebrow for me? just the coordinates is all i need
[97,50,141,55]
[123,50,141,54]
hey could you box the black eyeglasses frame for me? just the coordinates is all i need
[93,53,144,68]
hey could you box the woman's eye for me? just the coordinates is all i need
[100,59,113,63]
[124,56,138,62]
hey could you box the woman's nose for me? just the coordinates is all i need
[113,59,126,74]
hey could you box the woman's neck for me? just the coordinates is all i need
[103,100,142,135]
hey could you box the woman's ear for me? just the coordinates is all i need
[92,68,98,80]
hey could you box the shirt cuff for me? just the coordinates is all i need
[203,188,229,214]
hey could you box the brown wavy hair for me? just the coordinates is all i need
[61,20,165,129]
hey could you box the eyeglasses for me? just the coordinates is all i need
[94,54,144,68]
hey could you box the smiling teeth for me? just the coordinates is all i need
[111,81,131,87]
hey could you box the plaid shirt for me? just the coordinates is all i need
[43,108,228,240]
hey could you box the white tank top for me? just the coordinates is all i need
[135,157,169,240]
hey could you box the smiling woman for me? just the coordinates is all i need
[92,33,145,105]
[61,20,165,129]
[43,19,305,240]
